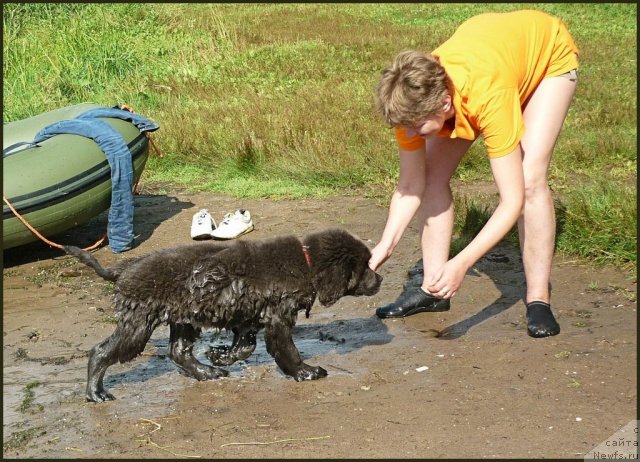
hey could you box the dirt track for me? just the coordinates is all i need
[2,187,637,458]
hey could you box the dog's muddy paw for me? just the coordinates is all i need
[205,346,235,366]
[192,364,229,381]
[86,389,116,403]
[294,365,328,381]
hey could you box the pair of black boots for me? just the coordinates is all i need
[375,259,560,337]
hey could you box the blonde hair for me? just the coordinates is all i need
[375,50,452,127]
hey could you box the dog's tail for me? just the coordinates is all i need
[63,246,118,282]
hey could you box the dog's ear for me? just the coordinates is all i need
[313,265,350,306]
[347,268,361,292]
[305,228,372,306]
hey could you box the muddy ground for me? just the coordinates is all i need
[2,185,637,459]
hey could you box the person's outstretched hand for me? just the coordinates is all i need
[368,242,391,272]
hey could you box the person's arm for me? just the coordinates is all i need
[369,147,427,271]
[426,146,525,298]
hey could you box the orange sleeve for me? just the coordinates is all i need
[476,88,525,158]
[394,127,426,151]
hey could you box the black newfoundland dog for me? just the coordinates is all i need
[65,228,382,402]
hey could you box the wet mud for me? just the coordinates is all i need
[2,187,636,458]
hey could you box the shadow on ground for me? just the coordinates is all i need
[394,243,526,340]
[2,193,192,268]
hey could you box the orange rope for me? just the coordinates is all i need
[146,134,163,157]
[3,195,107,251]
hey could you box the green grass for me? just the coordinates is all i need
[18,381,42,414]
[556,181,637,269]
[450,196,498,259]
[3,3,636,268]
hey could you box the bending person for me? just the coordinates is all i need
[369,9,579,337]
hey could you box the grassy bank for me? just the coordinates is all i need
[3,3,637,268]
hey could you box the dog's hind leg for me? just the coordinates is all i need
[169,323,228,380]
[86,338,118,403]
[205,326,257,366]
[264,318,328,382]
[86,321,157,402]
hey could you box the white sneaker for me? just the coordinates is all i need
[210,209,254,240]
[191,209,217,240]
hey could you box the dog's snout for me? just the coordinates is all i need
[366,270,383,293]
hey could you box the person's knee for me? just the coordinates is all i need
[423,171,452,195]
[421,182,453,210]
[523,173,551,201]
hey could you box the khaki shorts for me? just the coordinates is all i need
[558,68,578,81]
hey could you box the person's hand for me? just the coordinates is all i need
[425,257,468,299]
[368,242,392,272]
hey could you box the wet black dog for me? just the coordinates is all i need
[65,228,382,402]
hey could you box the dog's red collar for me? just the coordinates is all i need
[301,245,311,268]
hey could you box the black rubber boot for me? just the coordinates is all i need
[526,301,560,337]
[376,287,450,319]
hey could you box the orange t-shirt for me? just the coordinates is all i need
[394,9,579,158]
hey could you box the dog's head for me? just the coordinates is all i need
[303,229,383,306]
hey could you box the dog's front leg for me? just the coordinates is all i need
[169,323,228,381]
[264,318,328,381]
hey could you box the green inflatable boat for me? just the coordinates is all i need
[2,103,150,250]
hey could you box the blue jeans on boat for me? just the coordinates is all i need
[77,107,160,133]
[33,108,159,253]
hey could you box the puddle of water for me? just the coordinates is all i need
[4,315,394,432]
[102,315,394,396]
[193,316,395,376]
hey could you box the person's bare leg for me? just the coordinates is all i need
[419,137,473,293]
[519,73,577,336]
[375,137,471,318]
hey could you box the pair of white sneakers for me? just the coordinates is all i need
[190,208,254,240]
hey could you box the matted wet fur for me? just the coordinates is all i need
[65,228,382,402]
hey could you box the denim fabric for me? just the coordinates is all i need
[78,107,160,132]
[32,108,159,253]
